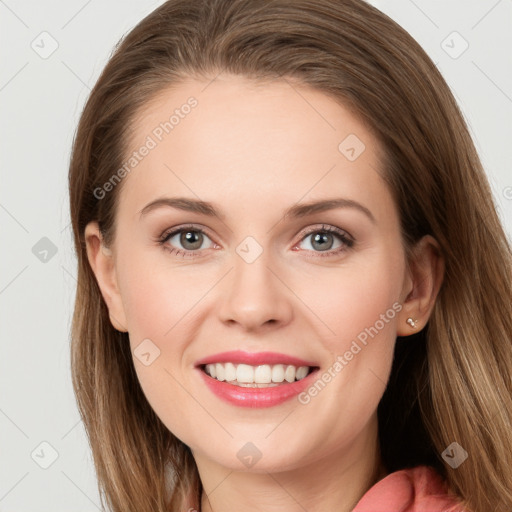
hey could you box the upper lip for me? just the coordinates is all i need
[195,350,318,368]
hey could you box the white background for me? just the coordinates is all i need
[1,0,511,510]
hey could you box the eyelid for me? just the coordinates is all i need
[159,223,216,241]
[157,222,355,257]
[159,223,353,243]
[295,223,354,244]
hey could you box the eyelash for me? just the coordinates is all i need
[156,223,355,259]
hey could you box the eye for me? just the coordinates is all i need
[294,224,354,258]
[157,223,354,259]
[157,224,216,258]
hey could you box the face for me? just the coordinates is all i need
[86,74,426,475]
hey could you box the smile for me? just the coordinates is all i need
[203,362,312,386]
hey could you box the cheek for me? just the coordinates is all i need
[117,247,206,341]
[295,260,402,437]
[117,254,203,438]
[304,250,403,352]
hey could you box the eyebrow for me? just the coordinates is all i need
[138,197,376,223]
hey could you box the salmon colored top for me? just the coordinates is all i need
[187,465,469,511]
[352,465,469,511]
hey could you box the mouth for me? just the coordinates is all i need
[199,362,318,387]
[196,361,320,409]
[194,351,321,408]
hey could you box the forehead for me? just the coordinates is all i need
[117,74,394,223]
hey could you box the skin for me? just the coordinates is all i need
[85,74,444,512]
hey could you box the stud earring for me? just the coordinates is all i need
[406,317,417,328]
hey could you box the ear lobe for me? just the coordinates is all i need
[397,235,445,336]
[84,221,129,333]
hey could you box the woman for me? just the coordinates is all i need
[68,0,512,510]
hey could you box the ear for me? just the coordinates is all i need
[84,221,129,333]
[396,235,445,336]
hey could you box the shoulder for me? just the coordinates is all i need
[352,465,470,512]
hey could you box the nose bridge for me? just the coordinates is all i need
[217,235,292,329]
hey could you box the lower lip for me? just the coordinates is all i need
[197,367,319,408]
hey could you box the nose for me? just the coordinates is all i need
[217,245,294,332]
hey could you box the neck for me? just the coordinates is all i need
[195,413,386,512]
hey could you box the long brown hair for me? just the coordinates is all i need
[68,1,512,510]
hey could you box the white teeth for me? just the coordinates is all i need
[215,363,225,381]
[224,362,237,381]
[284,365,296,383]
[295,366,309,380]
[204,363,312,385]
[271,364,285,383]
[254,364,272,383]
[236,364,254,383]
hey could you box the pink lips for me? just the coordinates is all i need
[194,350,320,408]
